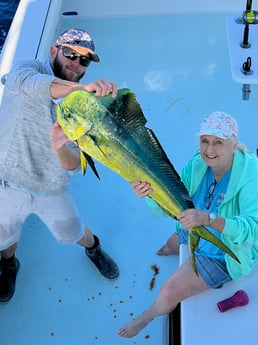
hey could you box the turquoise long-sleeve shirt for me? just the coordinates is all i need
[147,149,258,281]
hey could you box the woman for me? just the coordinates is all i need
[118,111,258,338]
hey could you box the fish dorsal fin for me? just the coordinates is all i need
[100,88,147,134]
[101,88,192,208]
[135,126,193,209]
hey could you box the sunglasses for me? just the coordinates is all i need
[58,46,91,67]
[205,181,216,209]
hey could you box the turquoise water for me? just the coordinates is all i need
[0,0,19,52]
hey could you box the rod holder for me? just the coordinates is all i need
[242,83,251,100]
[237,10,258,24]
[241,24,251,47]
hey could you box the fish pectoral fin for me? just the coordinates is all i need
[80,150,87,175]
[81,150,100,180]
[194,226,240,264]
[88,135,107,159]
[80,134,107,160]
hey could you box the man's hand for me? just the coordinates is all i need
[51,78,118,99]
[85,79,118,98]
[50,121,69,151]
[50,121,80,170]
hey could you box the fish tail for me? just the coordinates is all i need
[193,226,240,263]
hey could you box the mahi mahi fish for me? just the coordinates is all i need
[56,88,240,274]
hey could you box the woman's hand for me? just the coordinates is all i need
[176,209,210,228]
[130,181,153,198]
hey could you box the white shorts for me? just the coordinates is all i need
[0,184,85,251]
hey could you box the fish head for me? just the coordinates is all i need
[56,91,94,141]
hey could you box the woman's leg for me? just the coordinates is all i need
[118,258,209,338]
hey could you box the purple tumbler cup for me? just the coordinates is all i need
[217,290,249,312]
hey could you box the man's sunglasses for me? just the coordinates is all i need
[58,46,91,67]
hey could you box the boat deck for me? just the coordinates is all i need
[1,170,177,344]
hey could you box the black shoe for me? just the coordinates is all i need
[0,257,20,303]
[85,235,119,280]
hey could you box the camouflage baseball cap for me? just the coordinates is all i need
[55,28,100,62]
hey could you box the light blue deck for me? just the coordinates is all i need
[0,7,257,345]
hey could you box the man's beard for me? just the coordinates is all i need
[52,56,85,82]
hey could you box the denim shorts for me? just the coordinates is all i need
[178,229,232,289]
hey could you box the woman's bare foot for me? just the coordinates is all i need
[118,311,153,338]
[156,233,179,256]
[156,244,178,256]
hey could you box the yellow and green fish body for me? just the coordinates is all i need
[57,88,240,274]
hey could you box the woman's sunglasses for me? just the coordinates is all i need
[205,181,216,209]
[58,46,91,67]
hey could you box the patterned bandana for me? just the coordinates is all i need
[196,111,238,139]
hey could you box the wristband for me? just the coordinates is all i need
[208,212,216,226]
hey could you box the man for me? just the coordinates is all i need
[0,28,119,303]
